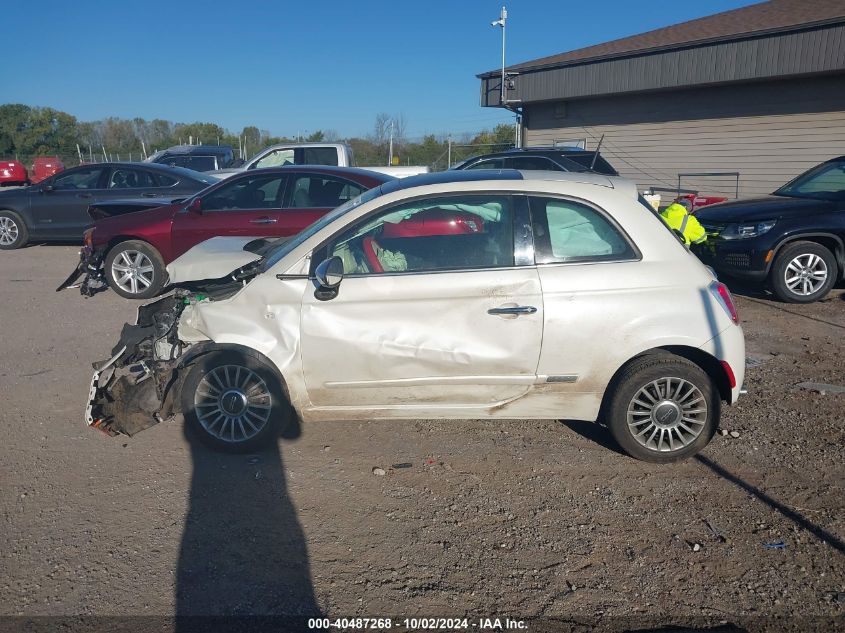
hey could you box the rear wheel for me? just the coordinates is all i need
[605,353,719,463]
[770,241,837,303]
[0,210,28,250]
[181,351,287,452]
[104,240,166,299]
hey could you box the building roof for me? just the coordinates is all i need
[479,0,845,77]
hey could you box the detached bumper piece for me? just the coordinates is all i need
[85,294,189,439]
[56,249,108,297]
[86,358,164,437]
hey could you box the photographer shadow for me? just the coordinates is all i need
[176,414,321,629]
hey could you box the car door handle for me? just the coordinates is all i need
[250,217,277,224]
[487,305,538,316]
[76,193,93,199]
[140,192,158,198]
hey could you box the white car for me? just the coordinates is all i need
[86,170,745,463]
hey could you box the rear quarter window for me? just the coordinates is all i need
[530,197,637,263]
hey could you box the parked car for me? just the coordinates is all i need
[0,160,28,187]
[58,166,395,299]
[146,145,239,172]
[29,156,65,184]
[0,162,218,250]
[452,146,619,176]
[675,193,728,213]
[211,142,430,180]
[82,169,745,463]
[695,156,845,303]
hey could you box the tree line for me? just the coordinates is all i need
[0,104,516,170]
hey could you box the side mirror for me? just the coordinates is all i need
[188,198,203,214]
[315,256,344,289]
[41,184,55,193]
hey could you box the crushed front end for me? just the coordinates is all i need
[86,293,194,437]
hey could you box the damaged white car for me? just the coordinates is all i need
[87,170,745,462]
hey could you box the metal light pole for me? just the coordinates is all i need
[491,7,507,105]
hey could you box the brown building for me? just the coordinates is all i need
[478,0,845,199]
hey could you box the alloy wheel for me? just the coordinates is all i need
[784,253,828,296]
[111,250,155,295]
[0,217,19,246]
[626,377,708,453]
[193,365,273,444]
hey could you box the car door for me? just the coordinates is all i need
[298,193,544,409]
[29,165,107,238]
[275,173,364,235]
[102,165,170,202]
[170,172,289,259]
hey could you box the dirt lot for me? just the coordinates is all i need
[1,245,843,632]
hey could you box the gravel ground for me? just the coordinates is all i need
[1,245,843,633]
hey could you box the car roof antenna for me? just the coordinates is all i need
[589,134,605,171]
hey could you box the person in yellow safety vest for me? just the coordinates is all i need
[660,202,707,245]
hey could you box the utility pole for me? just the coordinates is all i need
[491,7,507,105]
[388,120,394,165]
[447,136,452,168]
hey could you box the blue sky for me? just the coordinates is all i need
[1,0,752,139]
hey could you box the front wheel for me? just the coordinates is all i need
[605,353,719,463]
[0,210,28,250]
[181,351,288,453]
[769,241,837,303]
[104,240,166,299]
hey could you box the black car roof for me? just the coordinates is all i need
[154,145,234,156]
[379,169,524,195]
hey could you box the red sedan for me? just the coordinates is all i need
[60,166,394,299]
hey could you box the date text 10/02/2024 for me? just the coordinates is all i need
[307,617,528,630]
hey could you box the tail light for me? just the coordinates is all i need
[709,281,739,324]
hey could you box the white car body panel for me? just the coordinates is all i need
[166,236,263,283]
[176,173,744,424]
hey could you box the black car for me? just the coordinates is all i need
[146,144,240,172]
[0,162,218,250]
[695,156,845,303]
[452,146,619,176]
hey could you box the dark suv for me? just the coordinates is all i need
[695,156,845,303]
[146,145,239,172]
[452,146,619,176]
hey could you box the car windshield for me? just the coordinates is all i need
[259,183,388,272]
[774,159,845,201]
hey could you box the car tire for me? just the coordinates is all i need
[104,240,166,299]
[181,351,288,453]
[769,241,837,304]
[0,210,28,250]
[605,353,719,463]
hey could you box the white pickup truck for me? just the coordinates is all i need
[210,142,429,179]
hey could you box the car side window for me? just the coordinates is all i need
[302,147,339,166]
[51,166,104,190]
[465,158,504,170]
[530,196,636,263]
[254,149,294,169]
[504,156,562,171]
[202,175,286,211]
[327,194,514,275]
[284,176,363,209]
[156,173,178,187]
[108,168,158,189]
[164,155,218,171]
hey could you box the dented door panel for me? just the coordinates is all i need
[299,268,544,408]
